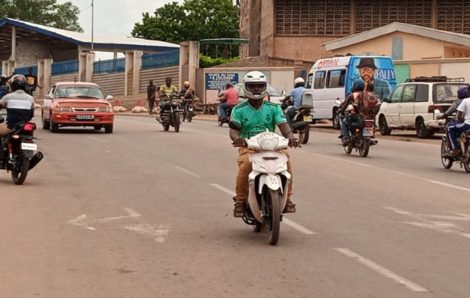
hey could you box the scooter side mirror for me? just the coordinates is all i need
[335,98,342,105]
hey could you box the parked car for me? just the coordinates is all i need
[41,82,114,133]
[377,76,469,138]
[233,83,286,104]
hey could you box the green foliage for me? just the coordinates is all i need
[199,55,240,68]
[132,0,239,43]
[0,0,82,32]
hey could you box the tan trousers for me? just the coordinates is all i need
[235,147,293,203]
[0,123,11,136]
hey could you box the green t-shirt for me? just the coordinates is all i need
[231,101,287,138]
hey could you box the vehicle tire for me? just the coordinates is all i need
[302,127,310,144]
[163,124,170,131]
[358,139,370,157]
[50,119,59,133]
[266,188,281,246]
[218,117,223,126]
[379,115,391,136]
[416,118,432,138]
[42,111,50,130]
[104,124,113,133]
[11,156,29,185]
[440,138,453,169]
[463,144,470,173]
[344,142,353,154]
[182,110,186,122]
[173,113,180,133]
[187,111,193,122]
[332,109,341,130]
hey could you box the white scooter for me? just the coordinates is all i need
[242,131,291,245]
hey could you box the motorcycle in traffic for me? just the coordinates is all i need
[0,116,43,184]
[439,117,470,172]
[281,95,313,144]
[158,93,182,132]
[234,131,291,245]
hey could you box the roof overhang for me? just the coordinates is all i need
[0,18,180,53]
[324,22,470,51]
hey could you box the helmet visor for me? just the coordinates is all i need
[245,82,266,95]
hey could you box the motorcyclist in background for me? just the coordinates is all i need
[438,86,468,121]
[283,77,305,125]
[229,71,299,217]
[0,74,35,136]
[0,75,10,99]
[179,81,195,101]
[218,82,239,122]
[156,77,179,123]
[445,86,470,157]
[338,80,366,145]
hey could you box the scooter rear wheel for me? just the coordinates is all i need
[358,139,370,157]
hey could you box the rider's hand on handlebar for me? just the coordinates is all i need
[232,138,247,148]
[288,136,300,148]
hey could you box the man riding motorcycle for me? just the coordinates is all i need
[447,87,470,157]
[157,77,179,123]
[0,74,35,136]
[218,82,239,122]
[338,80,366,145]
[229,71,299,217]
[284,77,306,125]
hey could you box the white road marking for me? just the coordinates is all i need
[210,183,235,196]
[67,214,96,231]
[210,183,315,235]
[174,166,201,178]
[67,208,141,230]
[386,206,470,239]
[123,224,170,243]
[283,218,316,235]
[334,248,428,292]
[300,150,470,193]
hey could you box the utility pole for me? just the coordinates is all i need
[91,0,94,53]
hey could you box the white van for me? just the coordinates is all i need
[306,55,396,128]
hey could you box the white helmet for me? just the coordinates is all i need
[243,71,267,100]
[294,77,305,85]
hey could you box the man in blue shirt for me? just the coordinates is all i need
[284,77,305,126]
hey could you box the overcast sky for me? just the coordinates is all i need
[57,0,183,37]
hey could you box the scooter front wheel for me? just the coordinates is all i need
[266,189,281,245]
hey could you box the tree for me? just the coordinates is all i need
[0,0,82,32]
[131,0,239,44]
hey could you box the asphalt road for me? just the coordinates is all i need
[1,115,470,298]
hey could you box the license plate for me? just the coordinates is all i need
[21,143,37,151]
[76,114,94,120]
[362,127,373,137]
[303,115,312,122]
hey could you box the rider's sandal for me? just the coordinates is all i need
[233,202,245,218]
[283,200,296,213]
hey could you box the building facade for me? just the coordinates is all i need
[239,0,470,61]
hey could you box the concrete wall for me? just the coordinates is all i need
[273,36,337,61]
[15,39,51,67]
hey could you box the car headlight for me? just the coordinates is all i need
[54,106,72,112]
[98,106,112,112]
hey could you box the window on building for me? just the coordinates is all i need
[275,0,350,36]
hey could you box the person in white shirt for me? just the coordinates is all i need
[448,90,470,157]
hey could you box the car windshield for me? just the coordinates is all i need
[55,86,104,99]
[433,84,464,103]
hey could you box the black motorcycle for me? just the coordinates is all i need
[217,104,233,127]
[281,96,313,144]
[440,118,470,172]
[180,97,195,122]
[0,117,43,184]
[158,94,182,132]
